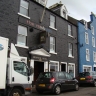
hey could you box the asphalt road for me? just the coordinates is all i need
[29,85,96,96]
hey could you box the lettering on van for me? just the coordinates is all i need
[0,44,4,51]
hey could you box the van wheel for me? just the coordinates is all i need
[8,89,22,96]
[54,85,61,95]
[75,84,79,91]
[93,81,96,87]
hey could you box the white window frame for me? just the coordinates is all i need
[68,24,72,36]
[83,65,92,72]
[50,15,56,28]
[17,25,27,46]
[68,63,75,77]
[49,60,59,72]
[93,51,96,62]
[92,37,95,47]
[68,43,73,57]
[50,36,56,53]
[91,26,94,35]
[86,49,90,61]
[19,0,29,16]
[85,32,89,44]
[84,21,87,30]
[63,10,66,18]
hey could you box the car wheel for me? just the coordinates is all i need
[54,85,61,95]
[93,81,96,87]
[75,84,79,91]
[36,89,43,94]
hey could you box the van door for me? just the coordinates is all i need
[10,59,30,88]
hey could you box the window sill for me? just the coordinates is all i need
[68,56,74,58]
[49,26,57,31]
[86,60,90,61]
[15,44,29,49]
[49,52,57,55]
[68,35,74,38]
[18,13,30,19]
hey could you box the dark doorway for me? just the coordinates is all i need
[94,67,96,71]
[61,64,66,71]
[34,61,44,82]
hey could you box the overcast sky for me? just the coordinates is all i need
[46,0,96,21]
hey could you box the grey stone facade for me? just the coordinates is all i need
[0,0,78,76]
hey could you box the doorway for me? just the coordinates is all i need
[61,64,66,71]
[60,62,67,72]
[34,61,44,82]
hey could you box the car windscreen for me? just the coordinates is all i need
[79,72,90,77]
[38,72,52,79]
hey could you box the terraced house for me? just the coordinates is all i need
[78,12,96,72]
[0,0,78,83]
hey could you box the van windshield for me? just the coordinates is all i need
[38,72,52,79]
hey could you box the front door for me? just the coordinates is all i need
[34,61,44,82]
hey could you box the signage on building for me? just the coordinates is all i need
[32,55,48,61]
[27,20,45,31]
[39,31,46,44]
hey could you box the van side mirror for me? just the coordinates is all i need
[28,66,34,76]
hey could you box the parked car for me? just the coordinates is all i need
[76,71,96,87]
[36,71,79,95]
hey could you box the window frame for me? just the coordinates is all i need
[91,26,94,35]
[92,37,95,47]
[68,24,72,36]
[50,15,56,28]
[84,21,87,30]
[86,49,90,61]
[85,32,89,44]
[17,25,27,46]
[68,43,73,57]
[50,36,56,53]
[13,61,28,76]
[68,63,75,77]
[19,0,29,16]
[83,65,92,72]
[49,61,59,72]
[93,51,96,62]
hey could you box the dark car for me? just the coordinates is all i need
[76,71,96,86]
[36,71,79,95]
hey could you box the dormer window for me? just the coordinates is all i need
[63,10,66,18]
[84,21,87,30]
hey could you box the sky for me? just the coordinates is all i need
[46,0,96,21]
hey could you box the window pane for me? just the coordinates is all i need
[50,15,55,22]
[50,22,55,28]
[50,63,58,72]
[21,0,28,8]
[50,15,55,28]
[50,37,55,52]
[20,7,28,16]
[69,43,73,56]
[68,25,72,36]
[17,34,26,46]
[18,25,27,36]
[14,61,28,76]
